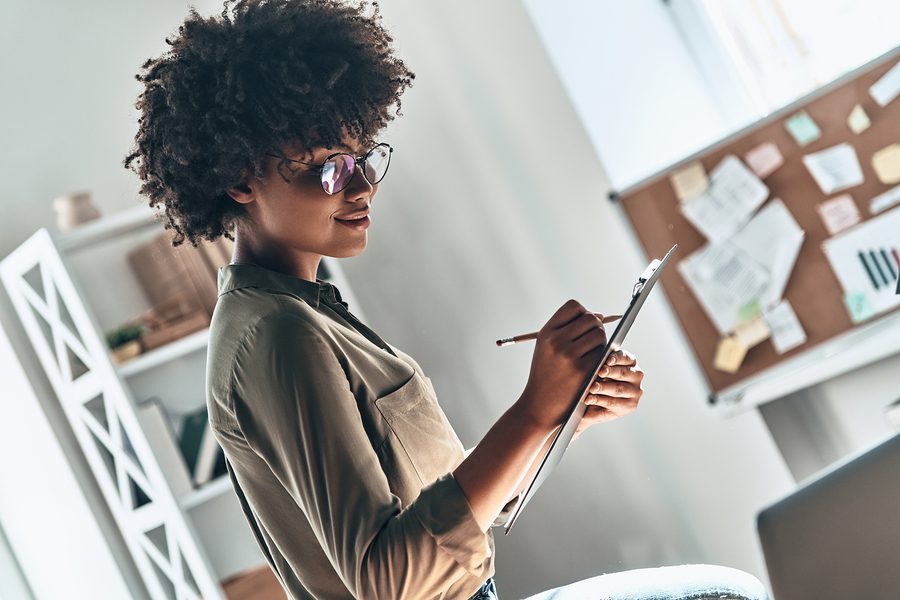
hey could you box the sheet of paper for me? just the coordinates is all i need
[844,291,877,324]
[869,60,900,107]
[678,241,770,335]
[713,335,747,374]
[784,110,822,146]
[680,154,769,243]
[847,104,871,134]
[822,205,900,316]
[870,184,900,214]
[743,142,784,178]
[802,143,865,195]
[762,300,806,354]
[816,194,861,235]
[670,161,708,202]
[730,198,805,308]
[871,143,900,185]
[734,315,771,349]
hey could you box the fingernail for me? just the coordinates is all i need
[599,367,609,376]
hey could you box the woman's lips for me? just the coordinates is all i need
[335,215,371,229]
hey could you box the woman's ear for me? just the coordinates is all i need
[226,168,256,205]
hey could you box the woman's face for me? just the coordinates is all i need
[229,136,379,269]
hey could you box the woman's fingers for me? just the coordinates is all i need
[605,348,636,368]
[584,393,638,411]
[595,364,644,384]
[589,376,643,397]
[577,404,620,428]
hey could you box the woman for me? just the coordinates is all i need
[124,1,768,599]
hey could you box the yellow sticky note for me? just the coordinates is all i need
[847,104,871,134]
[872,143,900,184]
[734,316,771,349]
[713,335,748,374]
[670,161,708,202]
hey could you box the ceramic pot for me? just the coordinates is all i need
[53,191,101,232]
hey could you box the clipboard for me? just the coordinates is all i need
[504,244,678,534]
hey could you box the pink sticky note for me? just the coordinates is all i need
[816,194,861,235]
[744,142,784,179]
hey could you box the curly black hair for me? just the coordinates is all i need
[123,0,414,247]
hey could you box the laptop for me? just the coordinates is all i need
[756,431,900,599]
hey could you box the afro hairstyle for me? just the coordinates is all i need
[123,0,415,246]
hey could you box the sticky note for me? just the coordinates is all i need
[816,194,861,235]
[737,298,762,323]
[872,143,900,185]
[762,300,806,354]
[744,142,784,178]
[870,184,900,214]
[847,104,871,134]
[714,335,747,374]
[869,60,900,107]
[670,161,709,202]
[734,316,771,349]
[844,291,877,323]
[784,110,822,146]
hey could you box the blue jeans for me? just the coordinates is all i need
[470,564,769,600]
[521,564,768,600]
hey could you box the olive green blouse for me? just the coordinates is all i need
[205,263,519,599]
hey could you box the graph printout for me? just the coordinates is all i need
[823,205,900,317]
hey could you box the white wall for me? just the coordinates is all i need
[521,0,731,190]
[0,0,796,598]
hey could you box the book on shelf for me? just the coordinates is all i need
[178,405,227,487]
[134,397,194,498]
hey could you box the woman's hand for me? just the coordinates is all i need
[572,348,644,443]
[516,299,610,432]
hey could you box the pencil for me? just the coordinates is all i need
[496,313,623,347]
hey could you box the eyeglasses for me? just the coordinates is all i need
[265,142,393,195]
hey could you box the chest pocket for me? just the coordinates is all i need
[374,372,464,486]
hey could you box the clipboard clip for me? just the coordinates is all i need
[632,259,661,298]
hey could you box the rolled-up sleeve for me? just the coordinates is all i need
[230,312,491,599]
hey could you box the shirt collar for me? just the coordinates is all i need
[217,262,348,309]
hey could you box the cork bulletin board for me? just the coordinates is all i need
[615,47,900,401]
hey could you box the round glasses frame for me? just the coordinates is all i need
[265,142,393,195]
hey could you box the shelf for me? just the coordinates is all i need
[179,475,233,511]
[52,204,160,253]
[117,327,210,378]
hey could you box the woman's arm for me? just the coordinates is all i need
[455,407,556,531]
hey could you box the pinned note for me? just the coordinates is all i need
[816,194,861,235]
[670,161,709,202]
[844,291,877,323]
[744,142,784,178]
[871,144,900,185]
[847,105,871,134]
[713,335,747,374]
[762,300,806,354]
[784,110,822,146]
[869,60,900,107]
[737,298,762,323]
[680,155,769,242]
[802,143,864,194]
[870,184,900,214]
[734,315,771,349]
[731,198,805,308]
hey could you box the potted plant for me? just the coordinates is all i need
[105,322,146,364]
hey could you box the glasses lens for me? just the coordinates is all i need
[321,154,356,194]
[364,145,391,184]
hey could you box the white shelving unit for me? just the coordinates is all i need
[0,203,363,600]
